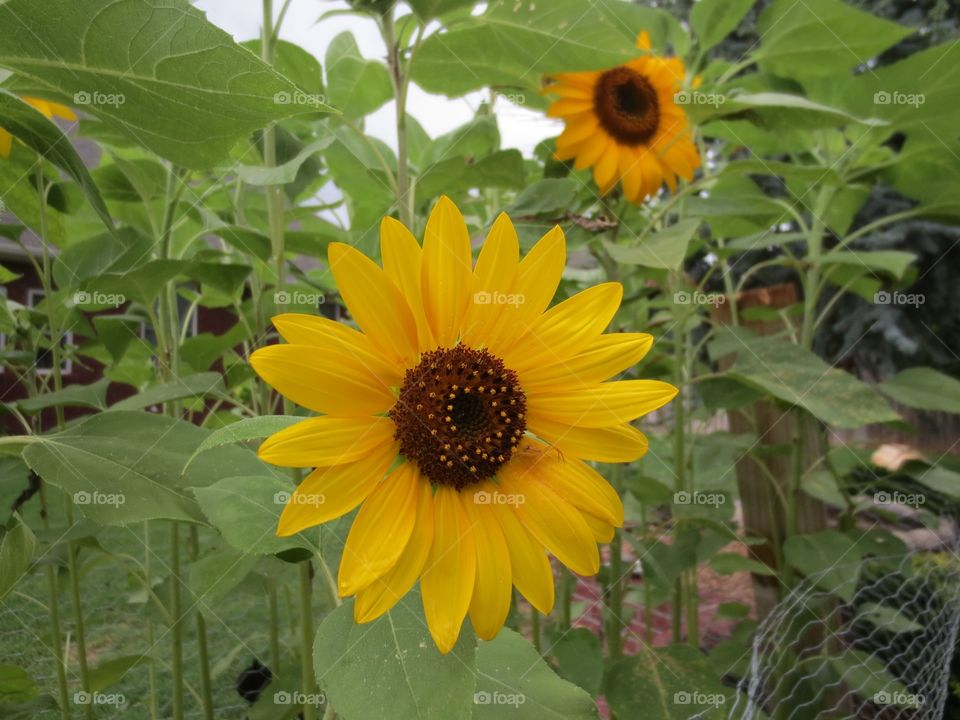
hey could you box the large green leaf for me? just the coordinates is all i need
[108,372,227,412]
[412,0,685,96]
[0,0,333,168]
[603,219,700,271]
[756,0,912,78]
[192,475,310,556]
[783,530,862,601]
[691,0,755,54]
[878,367,960,414]
[0,91,113,233]
[185,415,302,469]
[474,629,597,719]
[415,150,525,202]
[711,328,900,429]
[15,378,110,413]
[0,515,35,602]
[324,32,392,120]
[314,592,476,720]
[21,411,276,525]
[818,249,917,282]
[605,645,729,720]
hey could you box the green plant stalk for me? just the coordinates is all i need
[530,607,541,653]
[262,5,320,718]
[36,163,89,720]
[558,568,572,631]
[169,522,184,720]
[669,274,688,644]
[186,526,214,720]
[299,562,318,720]
[39,482,72,720]
[269,580,281,671]
[381,10,413,228]
[607,528,625,660]
[144,522,159,720]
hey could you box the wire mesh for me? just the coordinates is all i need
[725,552,960,720]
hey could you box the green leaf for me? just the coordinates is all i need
[721,92,886,127]
[0,148,66,245]
[416,150,525,202]
[108,372,227,412]
[53,227,152,289]
[474,628,597,718]
[243,39,324,96]
[0,515,35,602]
[818,249,917,282]
[314,592,476,720]
[827,648,911,702]
[545,628,602,697]
[507,178,578,216]
[711,328,900,429]
[89,258,186,305]
[185,415,302,469]
[783,530,862,601]
[0,91,114,233]
[756,0,912,78]
[859,603,922,635]
[15,379,110,413]
[191,476,311,556]
[602,219,700,271]
[0,0,334,168]
[211,225,273,262]
[0,665,37,704]
[22,411,275,525]
[235,137,334,186]
[189,546,259,619]
[324,32,392,120]
[878,367,960,414]
[407,0,477,20]
[88,655,156,693]
[709,552,773,576]
[691,0,755,53]
[412,0,685,96]
[605,645,728,720]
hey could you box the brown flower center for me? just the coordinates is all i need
[593,66,660,146]
[389,346,527,490]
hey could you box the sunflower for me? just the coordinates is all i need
[0,96,77,158]
[546,32,700,204]
[251,197,677,653]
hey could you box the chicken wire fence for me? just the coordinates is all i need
[724,551,960,720]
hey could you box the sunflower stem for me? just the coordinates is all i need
[144,522,159,720]
[39,481,72,720]
[37,162,87,720]
[298,562,319,720]
[668,272,688,644]
[530,607,542,653]
[381,8,413,228]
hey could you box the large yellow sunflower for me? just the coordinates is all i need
[0,96,76,158]
[251,197,677,653]
[546,32,700,204]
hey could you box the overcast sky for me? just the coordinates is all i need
[195,0,561,157]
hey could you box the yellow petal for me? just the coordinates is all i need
[461,213,520,349]
[504,283,622,373]
[421,196,473,347]
[380,217,435,352]
[0,129,11,158]
[338,462,419,596]
[258,415,395,468]
[250,344,395,416]
[528,418,649,463]
[328,242,418,366]
[526,379,678,428]
[582,512,615,543]
[574,134,608,170]
[547,98,594,117]
[421,486,476,654]
[271,313,403,387]
[354,478,434,623]
[276,441,398,536]
[593,143,620,194]
[486,485,555,614]
[542,452,624,526]
[485,225,566,354]
[462,493,512,640]
[499,464,599,576]
[520,332,654,393]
